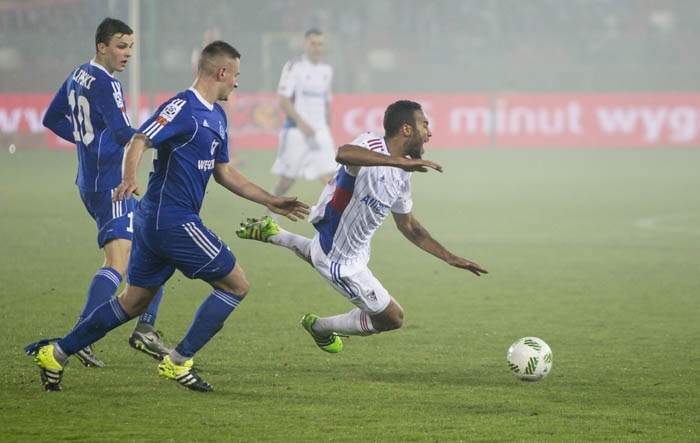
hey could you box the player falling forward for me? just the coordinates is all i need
[237,100,488,352]
[42,17,170,367]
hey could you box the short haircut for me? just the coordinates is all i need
[95,17,133,51]
[198,40,242,74]
[305,28,323,39]
[383,100,423,137]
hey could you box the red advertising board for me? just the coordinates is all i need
[2,92,699,149]
[495,93,700,148]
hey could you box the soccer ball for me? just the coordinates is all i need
[507,337,553,381]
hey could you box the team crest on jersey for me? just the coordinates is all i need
[218,121,225,138]
[210,140,219,155]
[366,290,377,302]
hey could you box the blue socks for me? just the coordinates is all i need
[175,289,243,358]
[78,269,163,328]
[58,298,131,355]
[138,286,164,325]
[58,287,241,360]
[78,267,121,323]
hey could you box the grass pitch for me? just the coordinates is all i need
[1,147,698,442]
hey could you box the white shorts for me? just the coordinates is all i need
[310,235,391,314]
[271,126,337,180]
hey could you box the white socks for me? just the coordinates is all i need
[268,229,312,263]
[313,308,377,336]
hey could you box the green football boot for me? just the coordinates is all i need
[157,355,213,392]
[235,216,280,242]
[300,313,343,353]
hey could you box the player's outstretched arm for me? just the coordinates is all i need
[392,211,488,277]
[336,145,442,173]
[113,133,151,202]
[213,162,310,221]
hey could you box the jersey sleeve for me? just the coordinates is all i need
[139,96,191,146]
[343,132,383,176]
[277,60,296,98]
[42,81,75,143]
[92,79,134,146]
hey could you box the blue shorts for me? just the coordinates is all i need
[127,219,236,288]
[79,188,136,248]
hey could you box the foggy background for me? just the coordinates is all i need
[2,0,699,95]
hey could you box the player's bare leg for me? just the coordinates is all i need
[313,299,404,336]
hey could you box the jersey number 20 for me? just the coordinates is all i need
[68,89,94,144]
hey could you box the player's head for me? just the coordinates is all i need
[303,29,325,63]
[384,100,431,158]
[94,18,134,74]
[198,40,242,101]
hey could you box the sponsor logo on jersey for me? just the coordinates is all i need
[203,119,210,128]
[360,194,389,215]
[210,140,219,155]
[198,159,215,171]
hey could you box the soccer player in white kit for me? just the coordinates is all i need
[238,100,488,353]
[270,29,336,199]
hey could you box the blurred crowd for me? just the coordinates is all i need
[1,0,698,93]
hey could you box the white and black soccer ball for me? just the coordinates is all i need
[507,337,553,381]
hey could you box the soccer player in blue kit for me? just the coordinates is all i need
[26,40,309,392]
[41,17,170,367]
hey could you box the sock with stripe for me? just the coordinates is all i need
[57,297,132,356]
[313,308,377,336]
[172,289,244,362]
[77,267,122,324]
[137,286,164,326]
[268,229,312,262]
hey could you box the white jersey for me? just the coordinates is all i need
[277,55,332,132]
[310,132,413,265]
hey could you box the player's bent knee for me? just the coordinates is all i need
[372,310,404,332]
[211,265,250,297]
[118,286,159,317]
[213,280,249,297]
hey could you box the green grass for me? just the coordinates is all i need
[1,147,699,442]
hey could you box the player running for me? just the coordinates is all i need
[237,100,488,352]
[26,40,309,392]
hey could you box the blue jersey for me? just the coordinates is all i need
[136,88,229,230]
[43,61,135,192]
